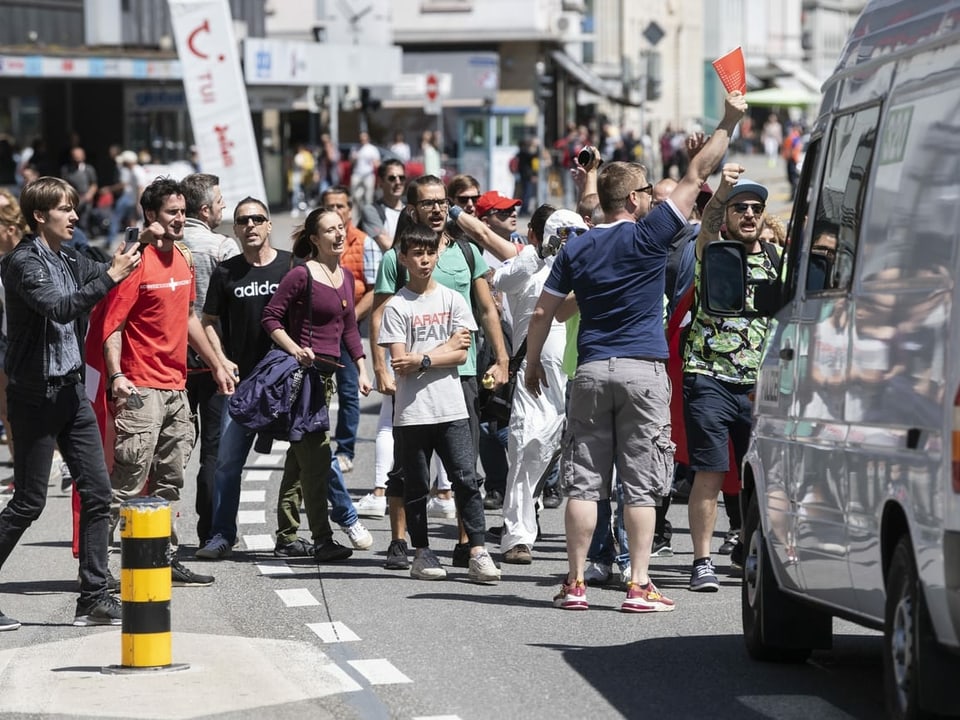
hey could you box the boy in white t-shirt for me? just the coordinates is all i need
[378,223,501,583]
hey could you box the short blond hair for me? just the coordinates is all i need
[760,213,787,246]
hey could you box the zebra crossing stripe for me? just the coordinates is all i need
[275,588,320,607]
[307,621,360,643]
[347,659,412,685]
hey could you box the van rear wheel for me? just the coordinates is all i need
[742,492,813,663]
[884,535,934,720]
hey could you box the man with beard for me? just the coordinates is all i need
[684,169,780,592]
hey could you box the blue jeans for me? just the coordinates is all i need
[327,457,357,527]
[587,477,630,569]
[333,339,359,461]
[209,411,256,545]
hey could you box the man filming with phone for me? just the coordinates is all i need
[91,177,235,588]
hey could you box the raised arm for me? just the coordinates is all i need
[696,162,744,259]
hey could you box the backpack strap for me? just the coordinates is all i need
[455,238,478,312]
[761,240,782,276]
[174,241,194,270]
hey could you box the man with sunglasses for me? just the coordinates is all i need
[180,173,239,549]
[361,159,406,252]
[684,170,780,593]
[476,191,525,245]
[525,91,747,614]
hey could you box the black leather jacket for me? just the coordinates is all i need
[1,235,116,390]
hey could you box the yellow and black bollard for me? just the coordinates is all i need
[103,497,188,674]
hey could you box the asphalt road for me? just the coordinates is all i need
[0,152,889,720]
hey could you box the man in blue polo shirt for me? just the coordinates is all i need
[524,91,747,614]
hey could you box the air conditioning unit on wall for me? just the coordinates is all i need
[553,12,580,39]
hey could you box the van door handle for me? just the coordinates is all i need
[779,348,794,361]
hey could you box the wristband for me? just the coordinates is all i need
[108,372,125,384]
[448,205,463,222]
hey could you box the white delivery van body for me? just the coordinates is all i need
[717,1,960,717]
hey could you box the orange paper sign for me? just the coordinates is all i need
[712,47,746,94]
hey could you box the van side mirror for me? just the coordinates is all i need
[702,241,748,316]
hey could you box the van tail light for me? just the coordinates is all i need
[953,388,960,493]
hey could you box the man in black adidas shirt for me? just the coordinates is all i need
[195,197,291,559]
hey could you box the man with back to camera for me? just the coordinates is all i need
[525,92,747,613]
[0,177,139,629]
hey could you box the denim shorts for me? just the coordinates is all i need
[682,373,754,473]
[561,357,673,506]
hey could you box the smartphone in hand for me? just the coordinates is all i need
[124,227,144,254]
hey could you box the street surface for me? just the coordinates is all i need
[0,151,889,720]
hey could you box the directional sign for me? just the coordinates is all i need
[424,70,441,114]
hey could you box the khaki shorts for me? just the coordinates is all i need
[560,358,674,506]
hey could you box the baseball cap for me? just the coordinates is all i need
[725,178,768,204]
[476,190,521,217]
[543,209,588,242]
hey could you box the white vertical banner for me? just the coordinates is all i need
[167,0,265,209]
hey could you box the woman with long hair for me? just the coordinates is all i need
[262,208,372,561]
[0,193,28,468]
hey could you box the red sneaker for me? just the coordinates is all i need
[621,581,676,613]
[553,578,588,610]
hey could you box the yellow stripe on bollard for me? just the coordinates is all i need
[102,497,189,675]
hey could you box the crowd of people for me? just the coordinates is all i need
[0,87,793,630]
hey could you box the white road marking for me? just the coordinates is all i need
[253,454,285,466]
[275,588,319,607]
[242,534,275,551]
[237,510,265,525]
[257,561,293,576]
[243,470,273,482]
[307,622,360,643]
[239,489,266,503]
[348,659,412,685]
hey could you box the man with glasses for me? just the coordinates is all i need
[180,173,239,548]
[361,159,406,252]
[195,199,292,559]
[684,170,779,592]
[525,92,747,613]
[476,191,525,244]
[370,175,509,571]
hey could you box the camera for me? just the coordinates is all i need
[577,146,601,168]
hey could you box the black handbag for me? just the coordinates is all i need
[478,337,527,426]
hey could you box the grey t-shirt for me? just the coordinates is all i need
[379,283,477,426]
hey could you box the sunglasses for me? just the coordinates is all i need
[488,208,518,220]
[455,194,480,204]
[416,198,449,210]
[386,174,406,182]
[235,214,269,226]
[553,226,588,241]
[730,202,765,215]
[634,184,653,196]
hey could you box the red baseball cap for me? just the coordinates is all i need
[476,190,521,217]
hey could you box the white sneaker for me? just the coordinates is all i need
[410,547,446,580]
[583,561,612,586]
[468,549,501,584]
[341,520,373,550]
[426,496,456,519]
[355,493,387,518]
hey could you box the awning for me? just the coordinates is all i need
[550,49,638,106]
[747,85,821,107]
[769,58,823,95]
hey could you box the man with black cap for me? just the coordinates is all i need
[684,166,781,592]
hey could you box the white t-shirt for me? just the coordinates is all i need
[494,246,566,360]
[352,143,381,179]
[379,283,478,426]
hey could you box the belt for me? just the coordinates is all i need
[47,371,82,388]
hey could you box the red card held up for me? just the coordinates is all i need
[712,47,746,94]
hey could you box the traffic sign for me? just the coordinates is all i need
[424,70,441,114]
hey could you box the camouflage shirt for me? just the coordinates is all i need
[683,244,780,384]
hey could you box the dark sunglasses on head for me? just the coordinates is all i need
[730,202,765,215]
[455,194,480,204]
[235,214,268,226]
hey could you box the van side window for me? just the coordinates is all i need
[806,106,880,293]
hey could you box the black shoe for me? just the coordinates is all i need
[0,610,20,631]
[452,542,470,568]
[384,539,410,570]
[314,539,352,563]
[651,536,674,557]
[542,485,562,509]
[718,529,741,555]
[74,594,122,626]
[107,569,120,593]
[730,539,745,573]
[483,490,503,510]
[171,559,215,586]
[274,537,315,558]
[487,525,503,540]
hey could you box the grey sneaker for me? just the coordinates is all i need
[74,594,122,626]
[171,559,214,587]
[384,539,410,570]
[468,549,501,584]
[689,558,720,592]
[0,610,21,631]
[410,547,447,580]
[274,537,314,558]
[195,534,232,560]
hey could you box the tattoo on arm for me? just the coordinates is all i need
[701,196,726,236]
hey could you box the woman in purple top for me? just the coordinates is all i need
[262,208,372,562]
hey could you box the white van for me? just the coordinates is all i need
[701,2,960,718]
